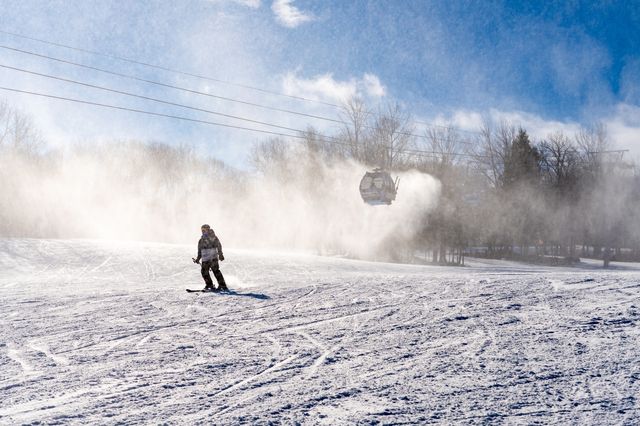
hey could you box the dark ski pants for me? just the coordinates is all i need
[201,260,226,288]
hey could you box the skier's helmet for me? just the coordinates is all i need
[201,224,211,230]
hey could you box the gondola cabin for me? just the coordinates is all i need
[359,169,399,205]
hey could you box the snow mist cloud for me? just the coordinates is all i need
[0,141,440,260]
[232,159,440,259]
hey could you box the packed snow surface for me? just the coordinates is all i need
[1,238,639,424]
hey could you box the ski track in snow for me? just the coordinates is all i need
[1,238,640,424]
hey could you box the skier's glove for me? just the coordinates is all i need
[219,254,225,261]
[192,257,200,264]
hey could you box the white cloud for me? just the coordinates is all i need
[363,73,386,98]
[426,108,581,140]
[603,103,640,161]
[431,110,484,133]
[271,0,314,28]
[207,0,261,8]
[282,72,356,103]
[234,0,261,8]
[281,72,387,104]
[488,109,582,140]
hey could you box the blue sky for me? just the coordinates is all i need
[1,0,639,166]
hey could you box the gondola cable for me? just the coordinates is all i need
[0,44,483,147]
[0,29,342,108]
[0,35,482,137]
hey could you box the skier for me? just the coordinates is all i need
[193,224,229,292]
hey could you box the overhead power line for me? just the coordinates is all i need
[412,119,482,136]
[0,45,479,145]
[0,30,487,135]
[0,29,342,108]
[0,63,311,135]
[0,45,343,124]
[4,35,611,160]
[1,70,618,161]
[0,83,624,163]
[0,84,487,160]
[9,28,609,144]
[0,86,307,140]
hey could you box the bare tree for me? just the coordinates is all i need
[249,137,293,177]
[471,120,517,189]
[424,126,466,175]
[575,122,612,179]
[339,97,371,162]
[538,132,582,258]
[370,102,415,169]
[575,123,609,155]
[0,100,43,155]
[540,131,580,190]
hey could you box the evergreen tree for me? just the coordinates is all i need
[503,129,541,188]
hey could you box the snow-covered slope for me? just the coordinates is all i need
[1,239,639,424]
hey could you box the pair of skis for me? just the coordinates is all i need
[186,288,233,294]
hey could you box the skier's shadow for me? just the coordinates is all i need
[226,291,270,300]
